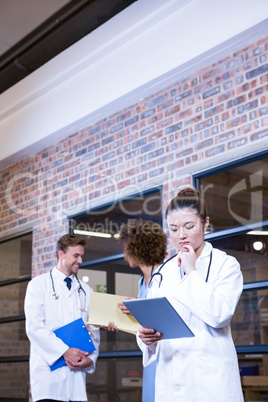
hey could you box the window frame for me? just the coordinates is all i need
[0,229,32,328]
[0,231,32,402]
[193,150,268,355]
[69,186,162,357]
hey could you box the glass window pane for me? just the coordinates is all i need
[0,281,28,318]
[232,289,268,348]
[0,233,32,281]
[78,269,107,292]
[0,361,29,400]
[78,257,143,294]
[98,329,140,352]
[210,227,268,285]
[78,260,142,353]
[0,233,32,401]
[239,364,268,402]
[71,190,162,261]
[199,156,268,232]
[210,229,268,348]
[74,190,162,359]
[115,272,140,298]
[0,321,29,356]
[239,353,267,377]
[232,290,262,347]
[87,357,143,402]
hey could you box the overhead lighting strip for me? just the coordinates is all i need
[247,231,268,235]
[74,229,112,238]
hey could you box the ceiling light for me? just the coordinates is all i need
[247,231,268,235]
[74,229,112,238]
[253,241,264,251]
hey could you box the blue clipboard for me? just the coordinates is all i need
[50,318,95,371]
[123,297,194,339]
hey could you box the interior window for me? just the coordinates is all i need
[197,156,268,233]
[70,190,162,262]
[195,153,268,401]
[0,232,32,401]
[70,189,162,401]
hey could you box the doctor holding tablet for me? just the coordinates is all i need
[137,187,244,402]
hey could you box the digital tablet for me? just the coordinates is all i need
[123,297,194,339]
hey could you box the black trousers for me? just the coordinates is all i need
[37,400,83,402]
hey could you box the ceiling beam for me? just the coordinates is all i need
[0,0,137,94]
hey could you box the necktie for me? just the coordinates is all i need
[64,277,72,290]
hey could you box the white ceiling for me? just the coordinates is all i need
[0,0,69,57]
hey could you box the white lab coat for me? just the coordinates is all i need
[24,267,100,402]
[138,242,244,402]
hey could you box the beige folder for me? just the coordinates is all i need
[87,292,140,335]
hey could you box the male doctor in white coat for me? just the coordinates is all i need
[24,234,100,402]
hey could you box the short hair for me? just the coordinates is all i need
[165,187,207,223]
[56,234,86,258]
[118,220,167,266]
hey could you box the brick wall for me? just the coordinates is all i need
[0,36,267,274]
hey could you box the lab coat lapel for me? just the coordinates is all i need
[196,242,213,281]
[52,268,75,294]
[70,275,79,294]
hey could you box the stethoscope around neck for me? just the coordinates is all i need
[49,269,87,311]
[146,250,213,289]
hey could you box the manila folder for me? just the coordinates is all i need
[87,292,140,335]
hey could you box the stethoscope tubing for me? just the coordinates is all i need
[49,269,87,310]
[147,249,213,289]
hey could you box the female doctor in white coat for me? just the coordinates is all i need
[137,187,244,402]
[24,234,100,402]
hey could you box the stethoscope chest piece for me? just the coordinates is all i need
[50,269,87,311]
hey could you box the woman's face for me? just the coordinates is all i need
[166,207,209,255]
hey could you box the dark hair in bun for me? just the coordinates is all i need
[165,187,207,223]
